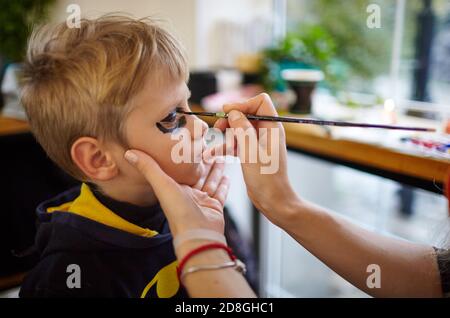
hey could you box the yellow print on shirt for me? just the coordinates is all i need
[140,261,180,298]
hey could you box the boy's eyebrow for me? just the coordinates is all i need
[157,89,192,120]
[170,89,191,110]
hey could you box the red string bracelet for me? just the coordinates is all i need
[177,242,236,281]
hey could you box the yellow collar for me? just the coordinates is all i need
[47,183,158,238]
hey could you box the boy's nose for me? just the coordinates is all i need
[189,116,208,141]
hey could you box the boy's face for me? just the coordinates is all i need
[116,75,208,187]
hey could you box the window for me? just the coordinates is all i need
[284,0,450,111]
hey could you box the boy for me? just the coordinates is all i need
[19,15,255,297]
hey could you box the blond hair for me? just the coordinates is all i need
[21,15,188,180]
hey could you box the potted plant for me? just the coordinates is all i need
[0,0,55,119]
[261,24,342,113]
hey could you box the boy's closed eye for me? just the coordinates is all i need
[159,106,186,122]
[156,107,187,133]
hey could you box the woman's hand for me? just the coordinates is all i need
[124,150,229,245]
[124,150,256,298]
[205,93,300,227]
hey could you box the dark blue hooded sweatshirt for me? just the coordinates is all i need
[19,183,187,298]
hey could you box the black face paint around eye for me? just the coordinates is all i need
[156,114,186,134]
[160,111,177,123]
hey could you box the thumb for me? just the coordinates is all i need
[227,110,255,131]
[124,150,180,201]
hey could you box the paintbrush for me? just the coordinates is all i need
[177,110,436,132]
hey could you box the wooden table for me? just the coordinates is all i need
[0,116,29,136]
[283,122,450,193]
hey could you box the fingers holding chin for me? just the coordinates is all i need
[213,176,230,207]
[193,160,214,190]
[202,162,225,196]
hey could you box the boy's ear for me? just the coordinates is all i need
[71,137,119,181]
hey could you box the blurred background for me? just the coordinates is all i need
[1,0,450,297]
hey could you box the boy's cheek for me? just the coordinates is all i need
[123,134,206,185]
[165,139,207,185]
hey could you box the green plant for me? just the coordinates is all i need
[261,24,342,92]
[0,0,56,63]
[309,0,395,83]
[264,25,335,67]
